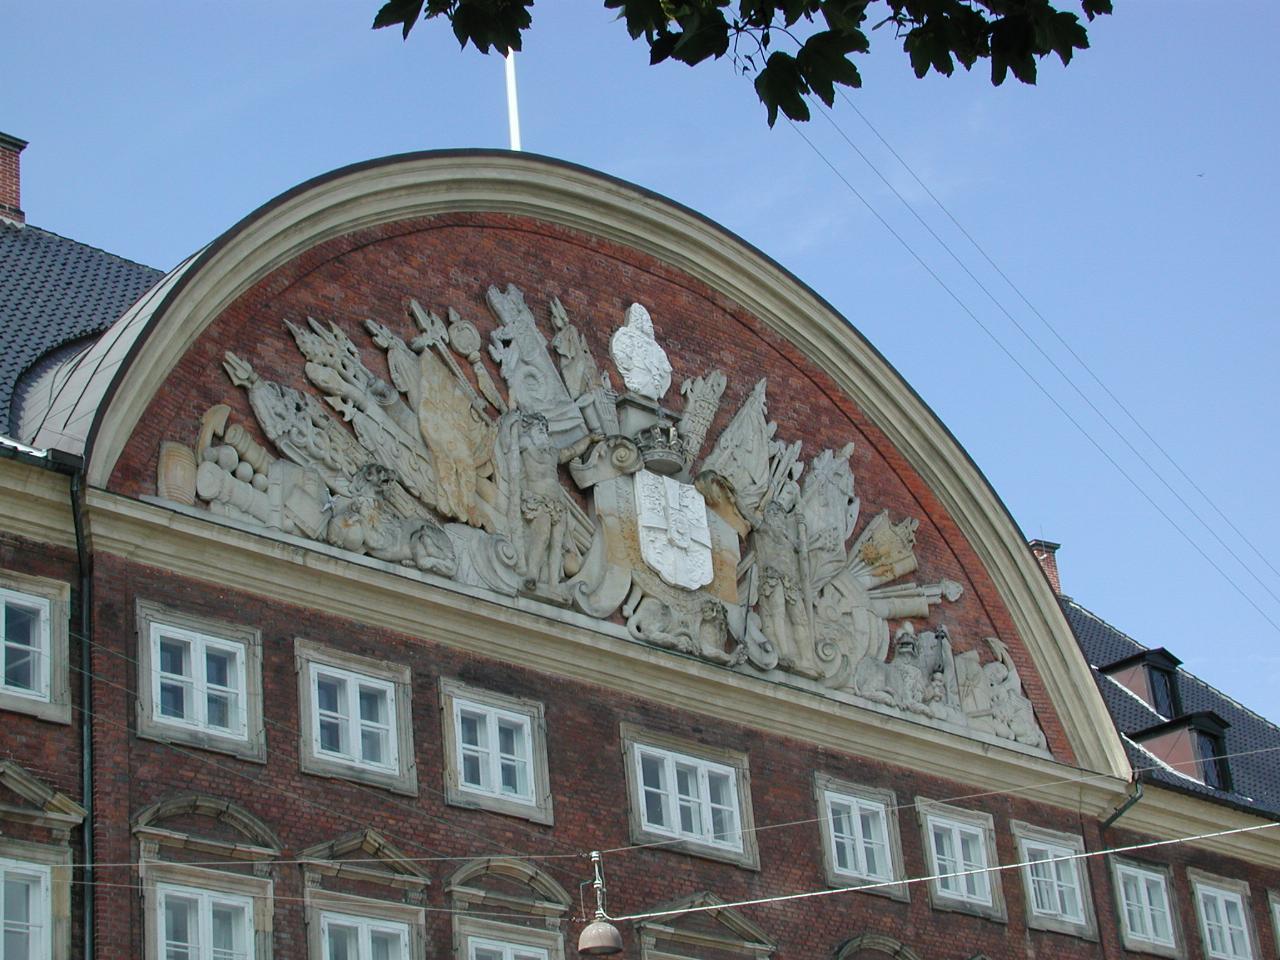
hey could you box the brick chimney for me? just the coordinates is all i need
[0,132,28,225]
[1028,539,1062,594]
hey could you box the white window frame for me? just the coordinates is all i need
[141,861,273,960]
[440,679,553,825]
[304,883,426,960]
[319,909,411,960]
[813,774,907,902]
[155,881,256,960]
[150,624,248,736]
[453,915,563,960]
[917,799,1005,922]
[1010,821,1096,939]
[295,639,417,796]
[620,724,758,869]
[136,601,265,762]
[1,856,52,960]
[1191,871,1255,960]
[0,572,70,724]
[467,936,549,960]
[309,662,399,773]
[1111,858,1180,957]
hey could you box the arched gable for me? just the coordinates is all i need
[61,152,1127,784]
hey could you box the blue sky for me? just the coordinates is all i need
[4,2,1278,717]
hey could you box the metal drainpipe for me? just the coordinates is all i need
[1102,779,1144,831]
[70,469,94,960]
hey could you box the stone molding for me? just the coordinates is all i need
[64,152,1126,779]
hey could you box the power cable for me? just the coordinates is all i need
[603,818,1280,923]
[837,90,1280,588]
[785,117,1280,634]
[812,101,1280,609]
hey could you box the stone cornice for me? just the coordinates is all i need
[74,153,1128,780]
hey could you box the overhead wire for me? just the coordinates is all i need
[810,100,1280,610]
[784,116,1280,635]
[602,818,1280,923]
[836,90,1280,588]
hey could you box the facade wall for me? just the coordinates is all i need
[75,552,1280,958]
[105,210,1073,764]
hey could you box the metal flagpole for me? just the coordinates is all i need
[504,51,522,151]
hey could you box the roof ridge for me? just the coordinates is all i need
[22,222,164,275]
[1061,596,1150,654]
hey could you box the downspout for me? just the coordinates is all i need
[1102,779,1143,831]
[70,467,94,960]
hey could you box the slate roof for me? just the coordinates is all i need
[0,220,161,435]
[1062,595,1280,820]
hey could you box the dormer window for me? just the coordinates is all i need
[1132,711,1231,790]
[1100,648,1183,718]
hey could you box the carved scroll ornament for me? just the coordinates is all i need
[164,284,1048,752]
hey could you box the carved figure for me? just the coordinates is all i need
[487,284,587,447]
[678,371,727,463]
[957,637,1047,750]
[326,465,457,576]
[497,411,597,596]
[610,303,672,400]
[634,469,714,591]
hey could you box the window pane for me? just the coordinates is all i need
[460,712,485,749]
[326,923,357,960]
[371,930,402,960]
[4,929,32,960]
[6,602,40,648]
[3,647,34,690]
[640,754,664,791]
[210,903,242,959]
[317,676,343,715]
[164,896,194,949]
[361,727,386,764]
[472,947,503,960]
[498,720,522,758]
[207,693,231,730]
[160,638,190,677]
[462,751,484,788]
[205,649,231,688]
[320,717,343,753]
[706,771,730,807]
[500,756,527,796]
[160,680,189,719]
[358,686,385,724]
[643,787,666,828]
[3,875,32,921]
[674,764,697,801]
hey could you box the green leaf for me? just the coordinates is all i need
[372,0,425,39]
[754,51,810,126]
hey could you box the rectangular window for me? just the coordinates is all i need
[151,624,247,739]
[157,883,254,960]
[929,816,991,905]
[310,664,398,773]
[1196,885,1253,960]
[320,911,409,960]
[635,745,741,851]
[1,587,51,702]
[455,700,533,802]
[825,793,892,883]
[1,858,51,960]
[1116,863,1175,948]
[467,936,549,960]
[1023,841,1084,923]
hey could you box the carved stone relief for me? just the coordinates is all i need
[165,282,1049,752]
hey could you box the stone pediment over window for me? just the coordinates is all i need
[446,857,572,920]
[0,759,85,839]
[299,828,429,894]
[132,793,281,871]
[638,891,776,960]
[833,935,924,960]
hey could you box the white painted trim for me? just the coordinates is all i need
[68,153,1126,780]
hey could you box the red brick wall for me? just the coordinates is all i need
[0,531,81,799]
[107,210,1073,764]
[0,140,23,222]
[82,554,1280,959]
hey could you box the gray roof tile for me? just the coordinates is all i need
[0,220,161,434]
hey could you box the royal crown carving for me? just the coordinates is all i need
[167,284,1047,752]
